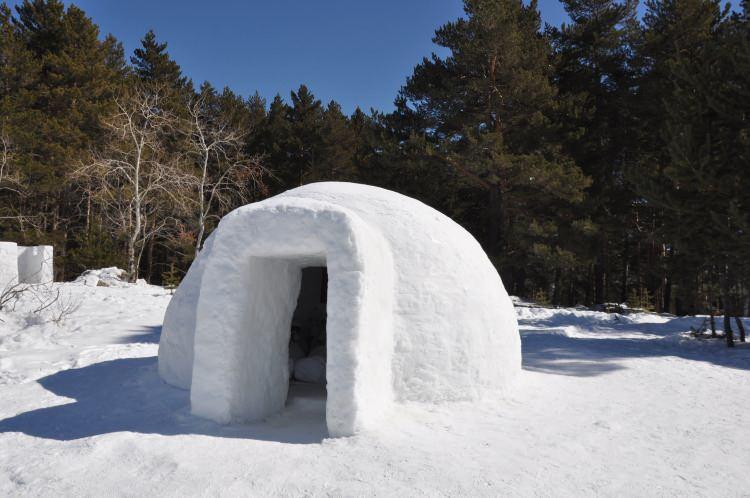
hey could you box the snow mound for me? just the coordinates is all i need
[159,182,521,437]
[74,267,146,288]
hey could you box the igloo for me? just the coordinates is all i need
[158,182,520,437]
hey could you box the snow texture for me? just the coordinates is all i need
[158,182,520,436]
[0,242,18,289]
[1,281,749,496]
[17,245,53,284]
[74,267,132,288]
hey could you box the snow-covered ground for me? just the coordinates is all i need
[1,280,748,497]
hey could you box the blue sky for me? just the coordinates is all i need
[1,0,661,113]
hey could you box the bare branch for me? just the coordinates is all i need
[181,93,268,255]
[69,85,192,282]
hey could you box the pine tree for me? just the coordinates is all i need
[4,0,128,277]
[286,85,325,186]
[249,94,292,194]
[253,85,357,188]
[131,30,190,90]
[659,2,748,344]
[550,0,642,305]
[0,3,37,215]
[630,0,728,313]
[397,0,590,294]
[245,91,267,127]
[315,101,357,181]
[130,29,193,127]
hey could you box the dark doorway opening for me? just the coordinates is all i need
[289,267,327,385]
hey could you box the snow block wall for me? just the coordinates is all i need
[158,182,521,437]
[17,245,54,284]
[0,242,19,289]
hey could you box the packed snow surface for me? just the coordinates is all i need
[159,182,520,436]
[1,280,749,496]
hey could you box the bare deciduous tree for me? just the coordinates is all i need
[184,95,266,256]
[72,87,193,281]
[0,130,16,191]
[0,128,21,197]
[0,127,35,228]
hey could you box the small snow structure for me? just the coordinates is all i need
[17,245,54,284]
[158,182,520,437]
[0,242,18,288]
[0,242,54,287]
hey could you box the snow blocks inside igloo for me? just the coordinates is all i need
[158,182,521,437]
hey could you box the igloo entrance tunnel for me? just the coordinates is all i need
[158,182,520,437]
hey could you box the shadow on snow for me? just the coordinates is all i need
[0,356,328,444]
[116,325,163,345]
[2,313,748,441]
[521,314,750,377]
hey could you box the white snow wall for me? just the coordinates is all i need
[159,182,521,437]
[17,245,54,284]
[190,200,394,437]
[158,233,216,389]
[0,243,54,288]
[0,242,18,288]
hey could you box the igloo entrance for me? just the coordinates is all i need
[289,267,328,387]
[284,266,328,425]
[178,203,397,437]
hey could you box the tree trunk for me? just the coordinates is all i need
[710,309,716,337]
[487,184,503,255]
[620,237,629,303]
[129,198,141,282]
[569,281,575,307]
[196,151,209,257]
[136,233,147,282]
[552,269,561,305]
[130,136,143,283]
[516,267,526,298]
[724,313,734,347]
[85,189,92,234]
[127,235,137,282]
[586,265,595,305]
[195,212,205,258]
[722,270,734,347]
[146,219,156,283]
[594,256,605,305]
[58,232,66,282]
[735,316,746,343]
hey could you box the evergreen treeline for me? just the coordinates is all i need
[1,0,748,336]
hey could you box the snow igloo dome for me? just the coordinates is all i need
[158,182,520,437]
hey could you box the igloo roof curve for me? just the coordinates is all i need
[158,182,520,436]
